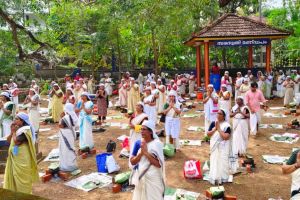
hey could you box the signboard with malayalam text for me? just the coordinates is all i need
[215,38,270,47]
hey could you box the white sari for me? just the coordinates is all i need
[132,139,165,200]
[157,85,166,113]
[219,91,231,122]
[209,121,232,185]
[28,94,40,133]
[143,95,157,125]
[129,113,148,156]
[0,101,15,138]
[204,97,218,134]
[78,101,94,149]
[59,115,77,171]
[231,105,249,155]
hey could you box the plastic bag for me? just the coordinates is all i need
[183,160,202,179]
[106,155,120,173]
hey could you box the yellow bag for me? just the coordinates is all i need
[135,125,142,132]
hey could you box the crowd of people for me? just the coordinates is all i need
[0,68,300,199]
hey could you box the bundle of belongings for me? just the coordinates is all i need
[287,119,300,129]
[205,186,237,200]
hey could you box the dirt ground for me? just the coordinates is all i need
[0,98,299,200]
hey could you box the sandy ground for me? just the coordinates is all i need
[0,98,299,200]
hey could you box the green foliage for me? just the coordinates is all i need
[0,0,298,73]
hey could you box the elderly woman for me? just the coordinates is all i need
[239,78,250,99]
[282,150,300,200]
[24,88,40,134]
[4,112,39,194]
[59,103,78,171]
[63,87,76,104]
[207,109,232,185]
[130,120,165,200]
[230,97,250,158]
[163,90,182,150]
[127,78,141,113]
[0,91,15,138]
[96,84,108,123]
[128,102,148,161]
[75,92,94,151]
[219,84,231,122]
[143,87,157,125]
[277,70,286,98]
[49,83,64,123]
[283,76,295,106]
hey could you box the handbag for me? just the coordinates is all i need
[183,160,202,179]
[106,140,116,152]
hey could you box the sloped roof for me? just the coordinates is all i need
[184,13,290,46]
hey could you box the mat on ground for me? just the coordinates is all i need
[164,187,203,200]
[259,124,283,129]
[180,140,201,146]
[262,155,289,164]
[47,134,59,140]
[43,148,59,162]
[187,126,205,132]
[65,173,112,192]
[182,114,200,118]
[270,133,299,144]
[263,113,287,118]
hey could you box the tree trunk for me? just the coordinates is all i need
[222,48,227,68]
[151,29,159,77]
[116,27,122,80]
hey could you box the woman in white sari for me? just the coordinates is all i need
[130,120,165,200]
[128,103,148,158]
[277,70,286,98]
[143,87,157,125]
[156,79,166,114]
[207,109,232,185]
[219,84,231,122]
[0,92,15,138]
[59,103,78,171]
[24,88,40,134]
[283,76,295,106]
[203,85,218,134]
[118,79,128,108]
[163,90,182,150]
[75,92,94,150]
[230,97,250,158]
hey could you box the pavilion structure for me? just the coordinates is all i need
[184,13,290,87]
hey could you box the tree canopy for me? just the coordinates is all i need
[0,0,299,76]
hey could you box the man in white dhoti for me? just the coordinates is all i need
[230,97,250,158]
[203,84,218,134]
[130,120,165,200]
[219,84,231,122]
[143,87,157,125]
[283,76,295,106]
[156,79,166,114]
[163,90,182,150]
[75,92,94,151]
[282,150,300,200]
[207,109,232,185]
[244,82,267,136]
[59,103,78,171]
